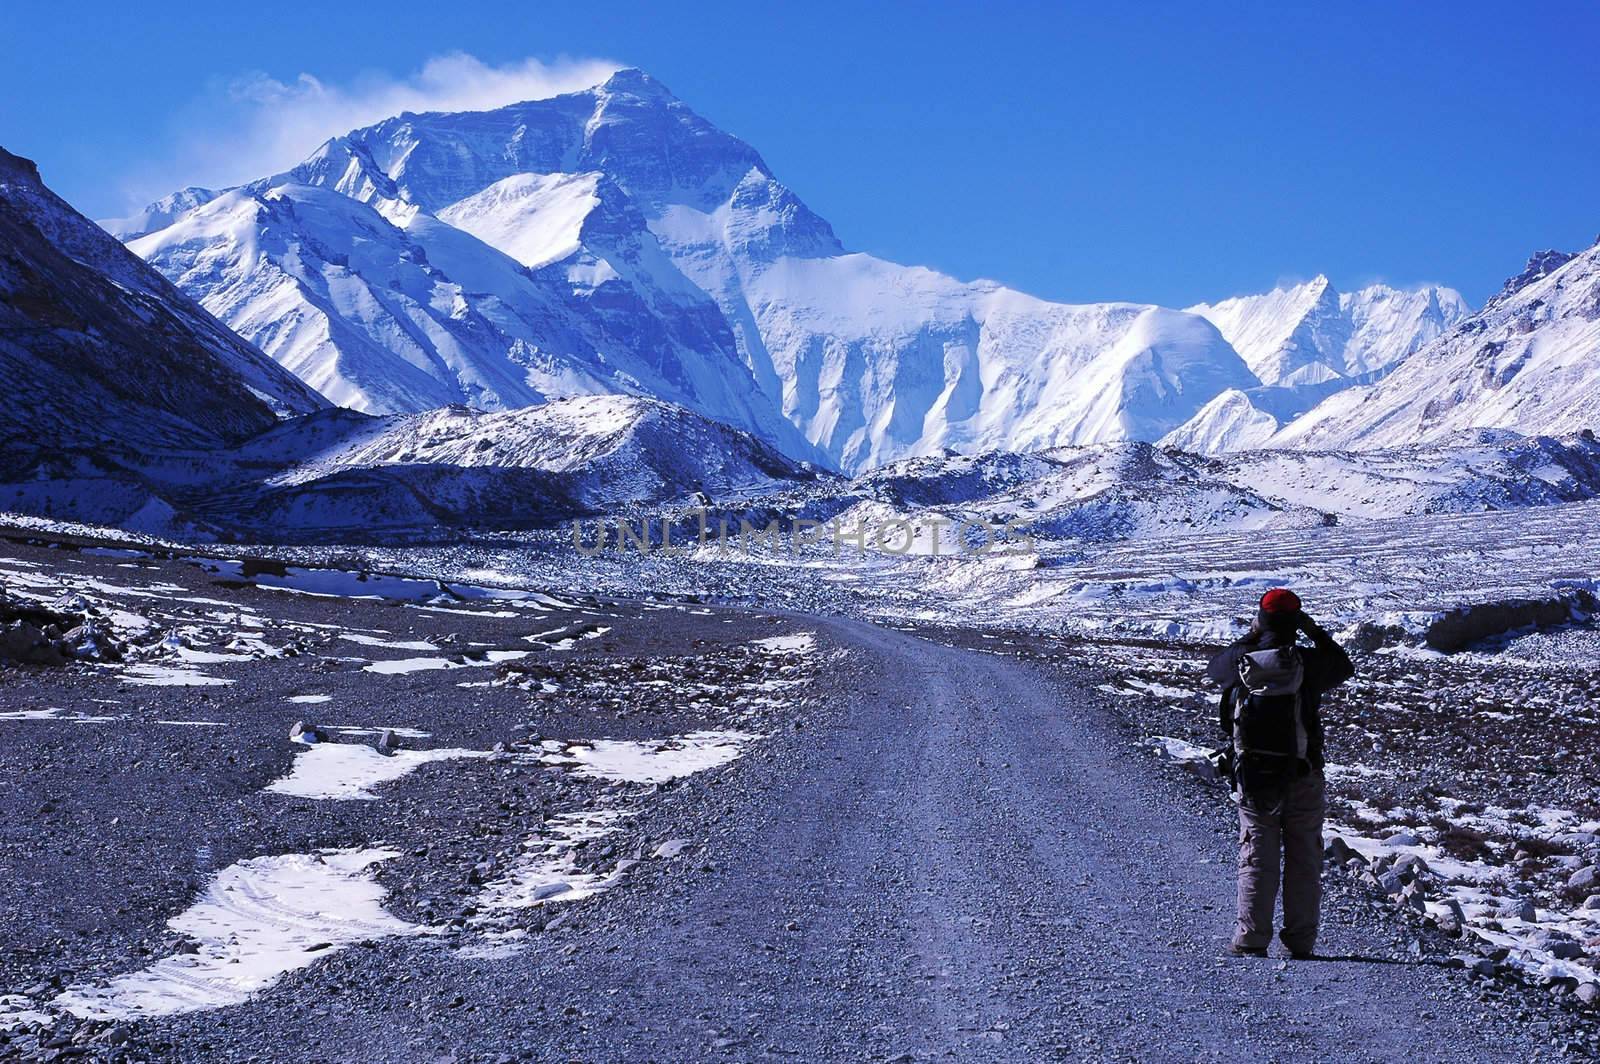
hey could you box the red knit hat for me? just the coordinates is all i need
[1260,588,1302,614]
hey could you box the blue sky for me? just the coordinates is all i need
[3,1,1597,307]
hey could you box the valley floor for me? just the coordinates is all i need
[0,536,1595,1060]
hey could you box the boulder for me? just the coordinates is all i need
[0,592,76,629]
[1394,854,1431,878]
[289,720,329,744]
[1325,837,1359,864]
[1400,883,1428,912]
[1498,898,1538,922]
[1568,865,1599,892]
[61,622,121,662]
[0,622,66,666]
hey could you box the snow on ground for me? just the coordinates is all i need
[121,664,232,687]
[751,633,816,655]
[338,632,438,651]
[362,650,529,675]
[472,808,632,916]
[0,540,827,1039]
[265,743,490,801]
[0,707,121,724]
[541,731,759,785]
[45,849,420,1021]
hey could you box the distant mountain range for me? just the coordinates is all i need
[2,68,1598,543]
[107,68,1558,472]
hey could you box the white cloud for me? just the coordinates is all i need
[119,52,621,211]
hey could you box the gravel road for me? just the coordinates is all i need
[114,613,1551,1062]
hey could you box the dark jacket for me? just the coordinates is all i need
[1207,624,1354,770]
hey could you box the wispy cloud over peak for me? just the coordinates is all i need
[118,52,622,212]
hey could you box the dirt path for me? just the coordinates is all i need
[128,614,1543,1062]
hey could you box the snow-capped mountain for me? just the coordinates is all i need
[115,70,1272,473]
[0,146,325,463]
[128,162,813,460]
[126,68,1570,472]
[1159,276,1471,452]
[1187,276,1467,388]
[1274,240,1600,450]
[101,186,223,241]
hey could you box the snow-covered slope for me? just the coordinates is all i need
[1187,276,1467,387]
[1159,389,1282,453]
[127,177,810,459]
[0,146,325,460]
[436,172,601,270]
[254,396,809,495]
[119,69,1269,473]
[723,258,1260,469]
[200,396,822,538]
[1276,242,1600,450]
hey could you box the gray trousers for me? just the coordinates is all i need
[1234,771,1325,953]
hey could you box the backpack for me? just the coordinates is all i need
[1229,646,1307,794]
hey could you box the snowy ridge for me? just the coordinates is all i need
[1275,241,1600,450]
[1187,275,1468,387]
[1158,389,1282,453]
[19,396,822,542]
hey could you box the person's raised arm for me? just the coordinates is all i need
[1298,611,1354,691]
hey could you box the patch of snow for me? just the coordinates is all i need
[361,650,528,675]
[751,633,816,655]
[543,730,758,784]
[49,848,419,1020]
[266,744,488,801]
[120,665,233,687]
[474,809,630,912]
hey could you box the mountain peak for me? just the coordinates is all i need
[0,146,41,181]
[598,68,676,100]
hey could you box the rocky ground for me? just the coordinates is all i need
[0,534,828,1059]
[0,532,1595,1060]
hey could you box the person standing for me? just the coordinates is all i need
[1208,588,1354,958]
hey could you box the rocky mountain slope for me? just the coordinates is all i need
[3,389,817,542]
[114,70,1460,473]
[0,147,325,462]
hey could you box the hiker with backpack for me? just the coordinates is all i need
[1208,588,1354,959]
